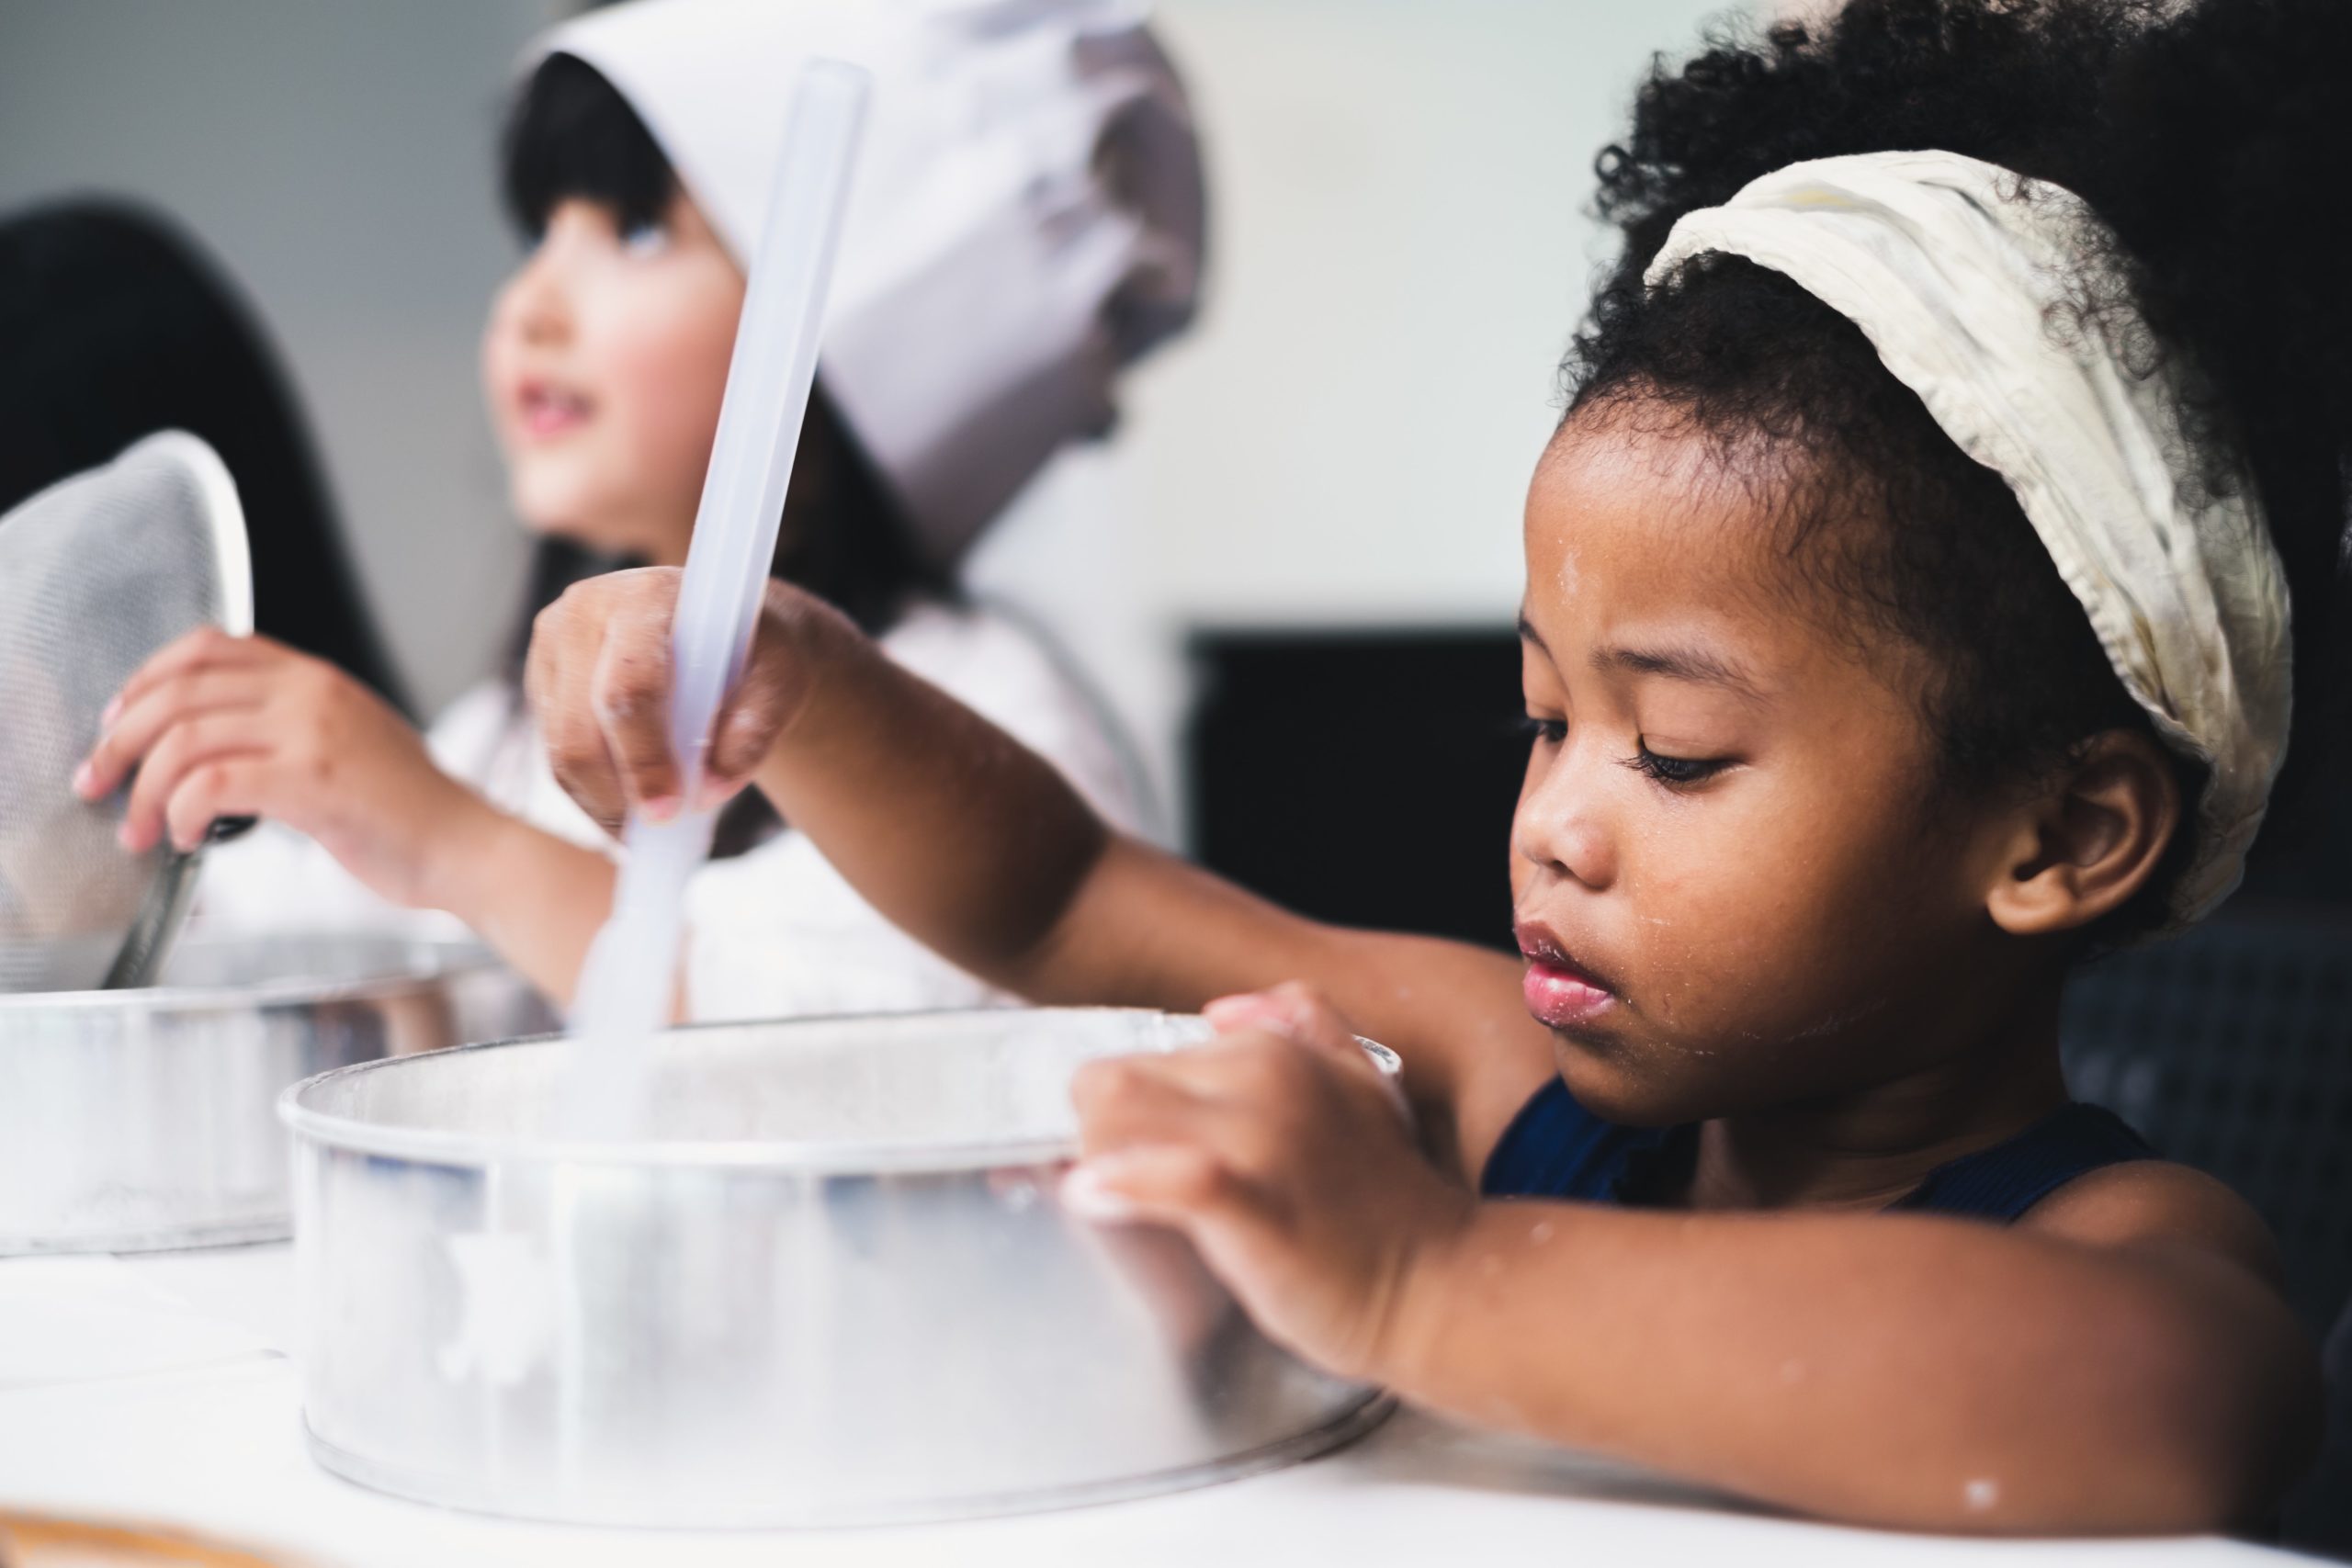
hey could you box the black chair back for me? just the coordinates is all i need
[2062,901,2352,1554]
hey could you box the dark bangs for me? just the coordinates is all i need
[500,53,675,240]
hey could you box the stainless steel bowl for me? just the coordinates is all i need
[280,1009,1391,1528]
[0,936,550,1254]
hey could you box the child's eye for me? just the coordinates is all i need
[1517,716,1567,747]
[1624,741,1727,787]
[620,220,672,258]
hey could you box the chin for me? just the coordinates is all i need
[508,474,574,533]
[509,486,638,558]
[1547,1031,1730,1129]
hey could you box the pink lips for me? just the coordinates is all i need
[1515,923,1618,1027]
[517,378,590,439]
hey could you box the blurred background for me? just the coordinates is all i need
[0,0,1730,936]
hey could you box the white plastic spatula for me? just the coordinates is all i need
[560,60,870,1136]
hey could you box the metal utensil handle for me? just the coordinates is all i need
[97,817,257,990]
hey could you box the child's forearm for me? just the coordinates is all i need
[1380,1201,2316,1533]
[746,605,1116,992]
[424,797,618,1010]
[733,604,1366,1010]
[528,571,1555,1159]
[742,612,1553,1161]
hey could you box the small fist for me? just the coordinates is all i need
[524,569,845,833]
[74,628,474,908]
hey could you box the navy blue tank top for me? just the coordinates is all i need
[1482,1077,2154,1222]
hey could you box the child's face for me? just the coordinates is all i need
[481,192,743,565]
[1511,415,2024,1127]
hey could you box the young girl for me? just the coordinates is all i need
[74,0,1203,1017]
[522,0,2340,1534]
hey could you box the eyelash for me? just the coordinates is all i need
[1517,717,1727,788]
[1624,746,1726,787]
[1517,716,1567,747]
[620,219,670,255]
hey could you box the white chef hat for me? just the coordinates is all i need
[530,0,1206,567]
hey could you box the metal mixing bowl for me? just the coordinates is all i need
[279,1009,1390,1528]
[0,936,550,1254]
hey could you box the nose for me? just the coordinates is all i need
[1511,736,1617,893]
[494,244,571,350]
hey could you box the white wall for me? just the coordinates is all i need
[1,0,1744,822]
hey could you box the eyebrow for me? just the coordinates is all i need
[1518,613,1766,703]
[1600,643,1766,703]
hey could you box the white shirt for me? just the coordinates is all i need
[192,600,1145,1022]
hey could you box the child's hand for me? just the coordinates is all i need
[1063,983,1477,1383]
[525,568,842,833]
[74,627,487,909]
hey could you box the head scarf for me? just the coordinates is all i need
[1647,151,2290,923]
[533,0,1205,567]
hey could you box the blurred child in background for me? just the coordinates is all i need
[80,0,1204,1019]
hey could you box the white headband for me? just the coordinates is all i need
[1646,151,2291,924]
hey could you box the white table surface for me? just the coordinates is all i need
[0,1246,2318,1568]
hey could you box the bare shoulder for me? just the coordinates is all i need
[2019,1156,2288,1289]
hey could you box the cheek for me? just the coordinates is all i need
[1621,770,1949,1036]
[1618,814,1783,1029]
[578,267,741,473]
[604,321,731,469]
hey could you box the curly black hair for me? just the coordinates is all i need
[1566,0,2352,942]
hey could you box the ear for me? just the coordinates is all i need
[1980,730,2185,937]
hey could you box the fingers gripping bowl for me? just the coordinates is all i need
[278,1008,1393,1528]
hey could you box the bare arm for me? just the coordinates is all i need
[526,570,1555,1169]
[757,623,1541,1098]
[1382,1177,2318,1532]
[1070,1007,2321,1535]
[421,804,617,1010]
